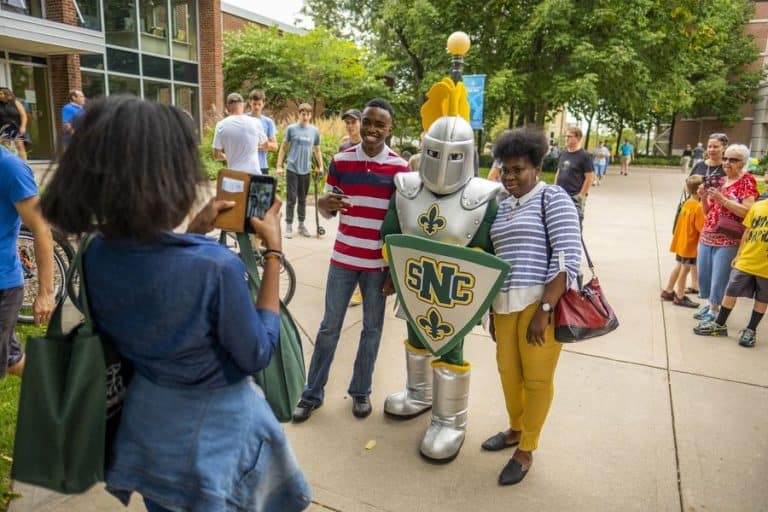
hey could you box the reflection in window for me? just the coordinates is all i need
[82,71,106,99]
[1,0,43,18]
[140,0,169,55]
[171,0,198,62]
[80,54,105,71]
[175,84,199,133]
[107,48,140,75]
[108,75,140,96]
[76,0,101,31]
[104,0,138,49]
[144,80,171,105]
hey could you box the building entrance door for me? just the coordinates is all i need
[8,58,53,160]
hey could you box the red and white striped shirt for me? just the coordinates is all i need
[325,144,408,271]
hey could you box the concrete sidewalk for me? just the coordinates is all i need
[10,167,767,511]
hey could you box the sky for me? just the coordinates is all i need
[225,0,312,29]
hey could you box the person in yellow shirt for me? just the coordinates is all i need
[693,197,768,346]
[661,175,705,307]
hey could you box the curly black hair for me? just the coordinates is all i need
[42,95,204,239]
[492,127,549,169]
[364,98,395,120]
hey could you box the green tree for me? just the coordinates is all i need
[223,26,389,117]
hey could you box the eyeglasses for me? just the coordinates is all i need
[709,133,729,144]
[722,157,743,163]
[501,166,531,175]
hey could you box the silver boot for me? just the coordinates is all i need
[384,342,433,419]
[419,362,470,463]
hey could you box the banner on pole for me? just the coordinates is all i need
[463,74,486,130]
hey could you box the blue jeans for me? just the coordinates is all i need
[594,161,607,177]
[144,498,173,512]
[302,264,388,404]
[697,243,738,308]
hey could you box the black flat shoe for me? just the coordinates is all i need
[292,399,321,423]
[352,395,372,418]
[481,431,519,451]
[498,457,530,486]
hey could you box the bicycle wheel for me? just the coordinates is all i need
[17,230,67,324]
[256,250,297,306]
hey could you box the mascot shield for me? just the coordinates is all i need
[385,234,510,356]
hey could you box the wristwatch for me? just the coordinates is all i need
[540,301,553,313]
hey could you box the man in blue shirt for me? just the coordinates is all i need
[619,139,634,176]
[276,103,324,238]
[61,89,85,147]
[248,89,278,175]
[0,146,54,378]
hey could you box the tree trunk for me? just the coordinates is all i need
[614,119,625,157]
[585,111,595,150]
[508,105,515,129]
[669,112,677,153]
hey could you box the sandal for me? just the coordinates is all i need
[684,287,699,295]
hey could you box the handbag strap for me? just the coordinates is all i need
[56,233,97,337]
[218,231,262,289]
[540,187,594,273]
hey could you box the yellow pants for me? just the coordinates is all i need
[493,302,563,451]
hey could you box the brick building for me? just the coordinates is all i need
[0,0,302,160]
[671,1,768,156]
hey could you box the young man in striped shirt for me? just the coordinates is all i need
[292,98,409,422]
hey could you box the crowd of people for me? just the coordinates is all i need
[661,133,767,348]
[0,84,766,511]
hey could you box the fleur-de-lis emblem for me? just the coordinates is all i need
[418,204,447,236]
[417,307,455,341]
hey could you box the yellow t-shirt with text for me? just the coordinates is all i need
[735,199,768,279]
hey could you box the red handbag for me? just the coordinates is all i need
[542,191,619,342]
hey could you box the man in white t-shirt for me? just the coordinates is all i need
[212,93,266,174]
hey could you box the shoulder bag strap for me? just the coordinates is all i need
[540,186,595,273]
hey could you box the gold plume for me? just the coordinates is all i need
[420,77,470,132]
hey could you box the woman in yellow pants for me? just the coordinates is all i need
[484,127,582,485]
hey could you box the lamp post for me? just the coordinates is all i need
[446,31,471,83]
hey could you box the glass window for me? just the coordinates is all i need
[9,63,52,159]
[142,54,170,80]
[107,48,140,75]
[108,75,140,96]
[76,0,102,31]
[1,0,43,17]
[104,0,138,49]
[172,60,197,83]
[82,71,106,99]
[80,54,104,70]
[174,84,199,132]
[139,0,170,55]
[144,80,172,105]
[171,0,198,62]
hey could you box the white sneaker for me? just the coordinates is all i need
[285,225,293,238]
[298,224,311,237]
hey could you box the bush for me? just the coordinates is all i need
[542,155,558,173]
[631,155,680,166]
[479,154,494,168]
[199,125,224,181]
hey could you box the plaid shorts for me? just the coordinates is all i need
[725,269,768,303]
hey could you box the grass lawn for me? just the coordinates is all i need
[0,323,45,511]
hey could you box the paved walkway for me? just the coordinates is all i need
[11,166,767,511]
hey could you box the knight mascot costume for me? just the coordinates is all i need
[380,60,509,462]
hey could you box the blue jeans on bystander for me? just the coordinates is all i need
[697,243,738,308]
[302,263,388,405]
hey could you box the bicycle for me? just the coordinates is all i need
[221,231,297,305]
[17,225,76,323]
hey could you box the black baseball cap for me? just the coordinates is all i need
[341,108,361,121]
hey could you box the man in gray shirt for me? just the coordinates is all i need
[277,103,323,238]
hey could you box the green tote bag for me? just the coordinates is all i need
[12,235,131,493]
[231,233,306,422]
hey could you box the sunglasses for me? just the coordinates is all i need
[722,157,743,163]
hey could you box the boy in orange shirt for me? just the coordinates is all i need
[661,175,705,307]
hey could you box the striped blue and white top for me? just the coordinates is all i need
[490,182,582,312]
